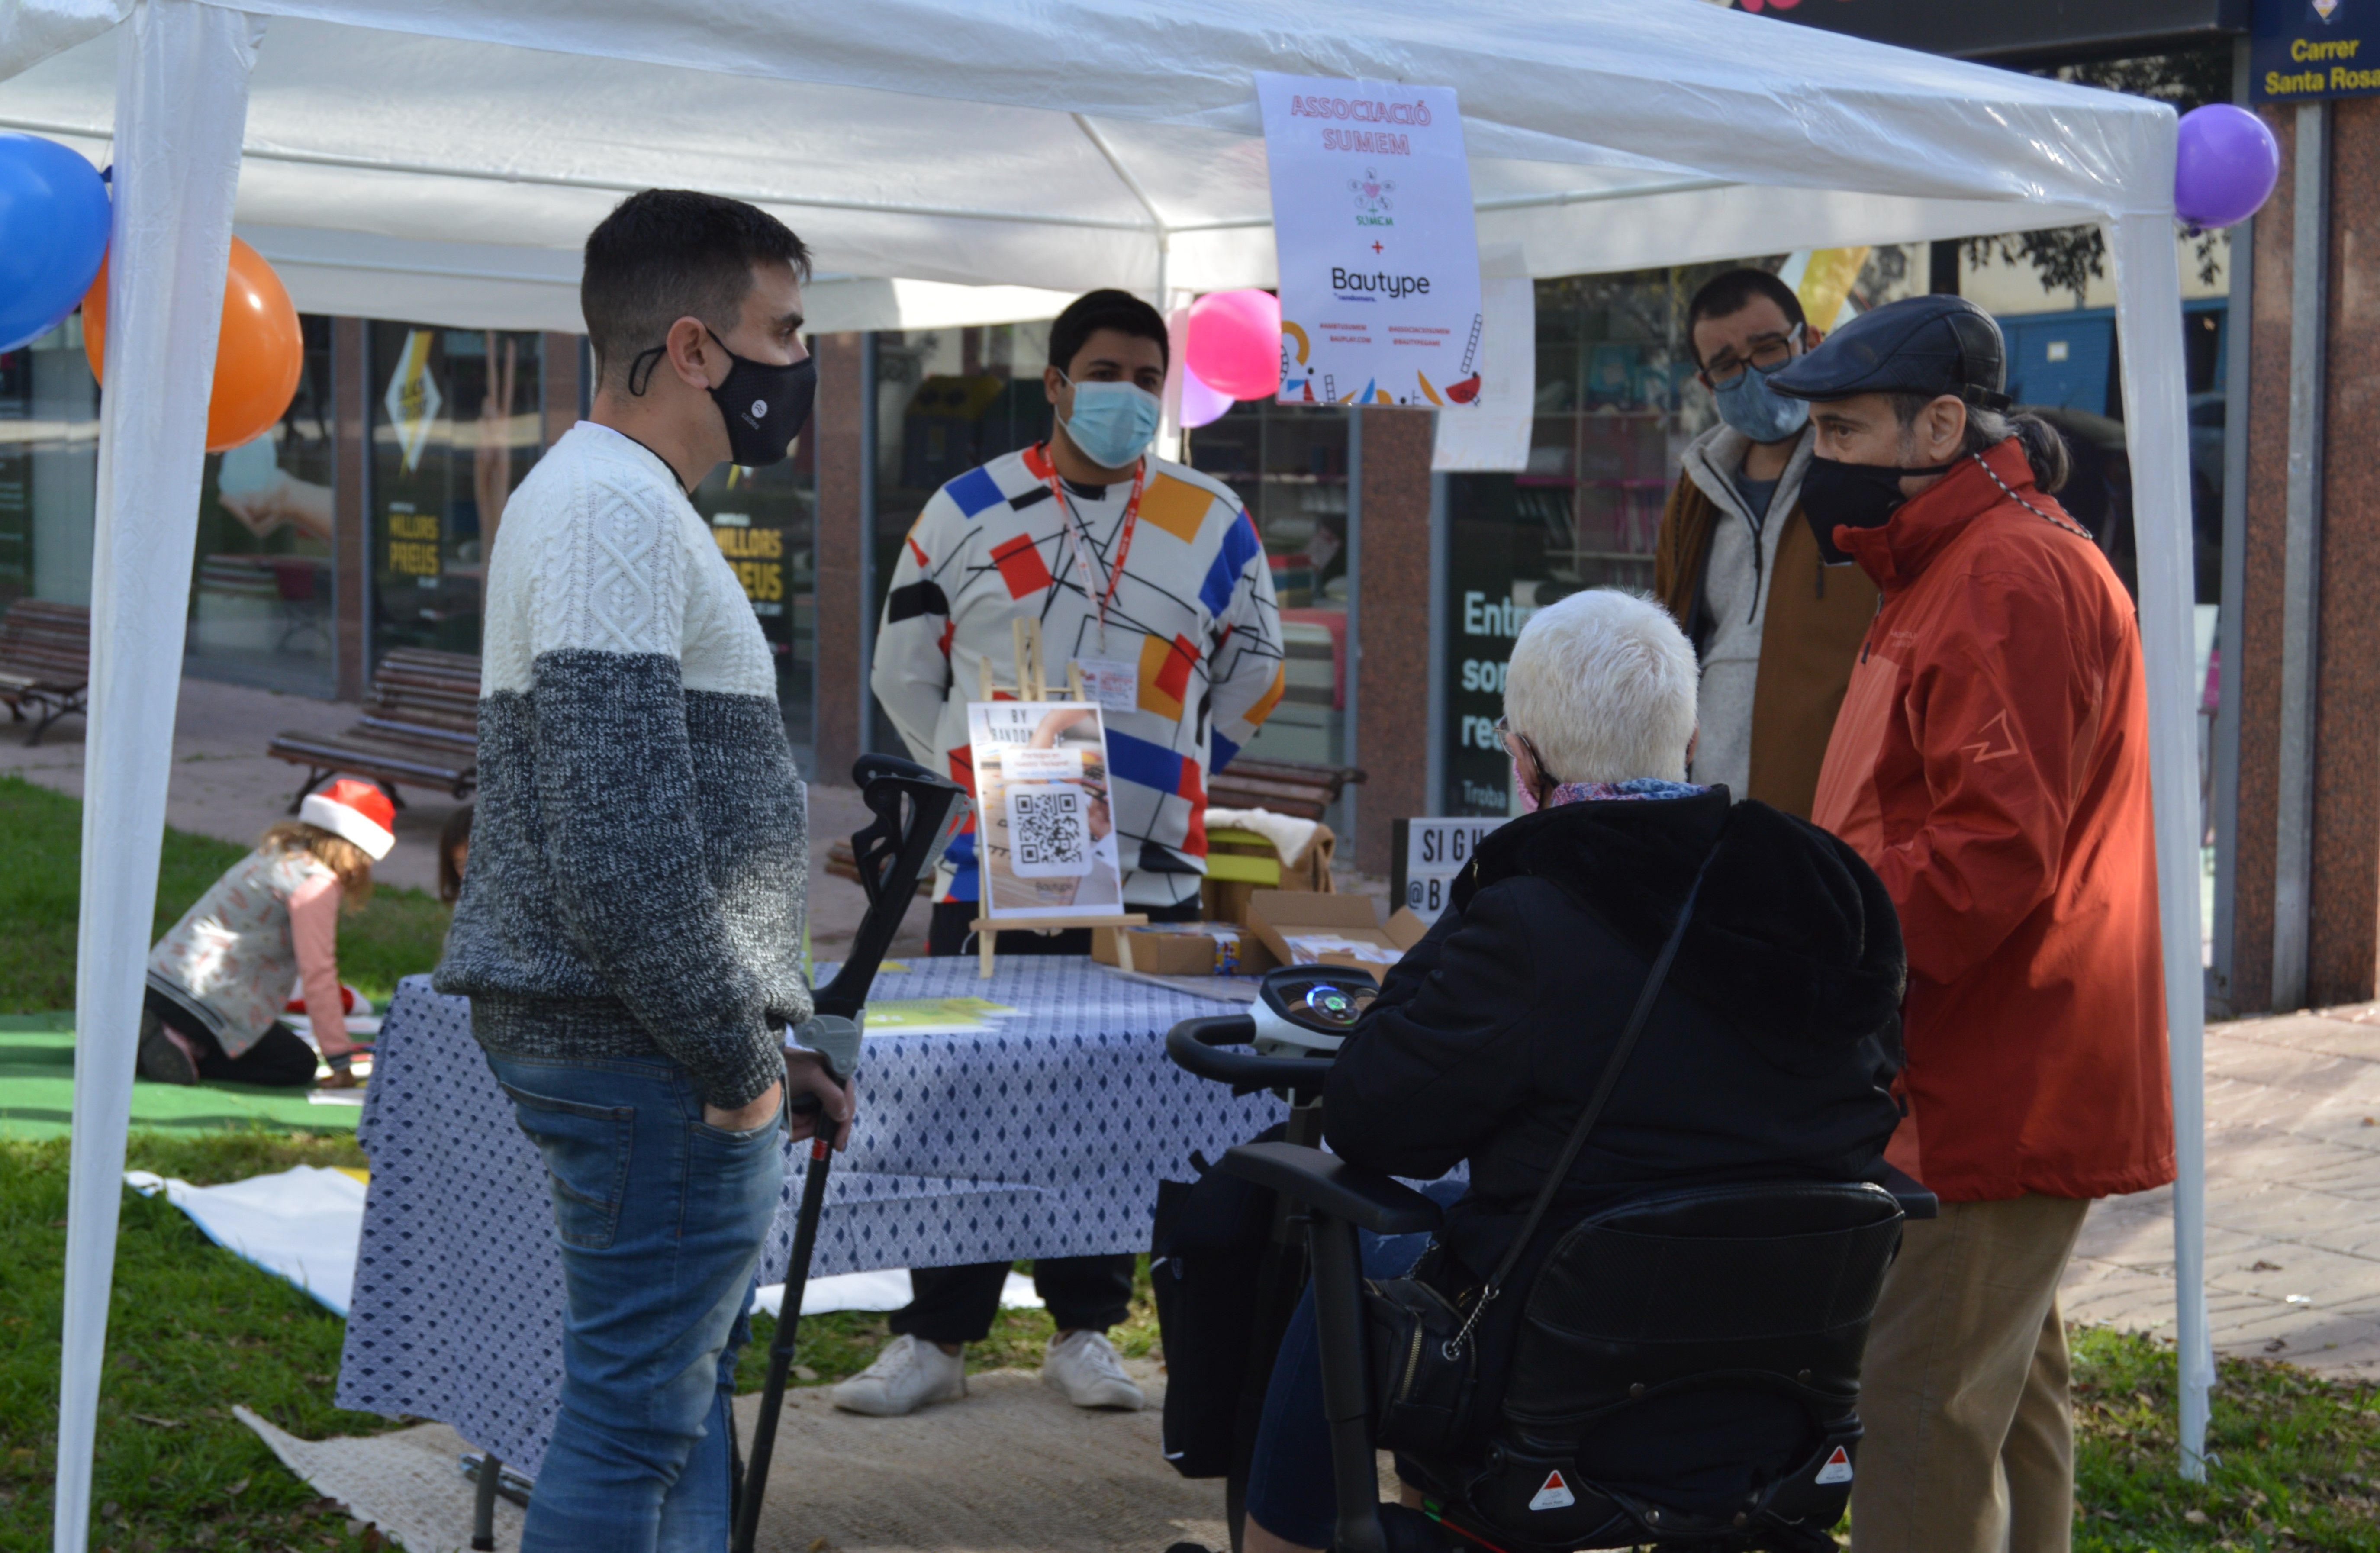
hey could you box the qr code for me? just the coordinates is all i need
[1007,784,1091,877]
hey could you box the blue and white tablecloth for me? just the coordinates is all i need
[335,960,1285,1475]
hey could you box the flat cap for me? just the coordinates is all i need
[1768,293,2010,410]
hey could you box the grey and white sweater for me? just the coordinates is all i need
[434,422,807,1109]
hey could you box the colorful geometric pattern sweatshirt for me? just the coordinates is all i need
[435,422,806,1109]
[872,443,1285,909]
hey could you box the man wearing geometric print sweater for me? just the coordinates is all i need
[857,290,1286,1419]
[436,190,849,1549]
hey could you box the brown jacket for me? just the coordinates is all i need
[1654,438,1880,819]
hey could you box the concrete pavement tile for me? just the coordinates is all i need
[2220,1012,2380,1063]
[2203,1038,2377,1092]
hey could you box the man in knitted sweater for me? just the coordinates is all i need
[435,189,845,1550]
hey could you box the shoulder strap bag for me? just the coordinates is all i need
[1365,854,1712,1457]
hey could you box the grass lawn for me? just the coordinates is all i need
[0,1131,1159,1552]
[0,774,452,1017]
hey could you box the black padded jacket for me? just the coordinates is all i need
[1323,786,1905,1282]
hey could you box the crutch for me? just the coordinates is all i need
[731,753,963,1553]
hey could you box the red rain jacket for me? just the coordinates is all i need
[1811,438,2174,1203]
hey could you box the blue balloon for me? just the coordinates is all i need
[0,134,111,354]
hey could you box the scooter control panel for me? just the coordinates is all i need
[1252,964,1382,1060]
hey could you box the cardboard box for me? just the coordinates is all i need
[1243,891,1426,976]
[1091,921,1253,976]
[1202,823,1337,928]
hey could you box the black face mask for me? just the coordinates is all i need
[628,329,817,469]
[705,329,815,468]
[1799,454,1958,564]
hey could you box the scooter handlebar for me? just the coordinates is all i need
[1165,1015,1333,1092]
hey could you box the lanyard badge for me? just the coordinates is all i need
[1046,453,1148,657]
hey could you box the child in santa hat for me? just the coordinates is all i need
[138,777,396,1090]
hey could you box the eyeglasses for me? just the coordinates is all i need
[1697,322,1804,390]
[1494,715,1562,787]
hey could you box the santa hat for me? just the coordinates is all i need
[299,778,397,861]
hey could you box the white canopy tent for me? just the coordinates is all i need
[1,1,2212,1543]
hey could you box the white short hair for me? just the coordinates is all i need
[1503,589,1698,786]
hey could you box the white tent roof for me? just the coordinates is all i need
[3,0,2175,330]
[5,4,2216,1546]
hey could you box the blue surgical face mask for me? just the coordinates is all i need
[1712,357,1811,445]
[1057,374,1163,469]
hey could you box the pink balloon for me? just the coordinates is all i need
[1187,289,1282,400]
[1180,362,1234,428]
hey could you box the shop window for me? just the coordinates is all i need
[1184,400,1353,781]
[367,325,547,666]
[184,315,337,695]
[686,348,819,763]
[1439,270,1706,817]
[0,316,100,615]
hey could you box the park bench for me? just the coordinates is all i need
[0,599,92,746]
[268,647,481,811]
[1207,754,1366,822]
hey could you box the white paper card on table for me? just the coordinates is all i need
[966,700,1124,920]
[1258,71,1482,412]
[1076,657,1140,714]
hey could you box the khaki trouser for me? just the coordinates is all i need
[1848,1193,2093,1553]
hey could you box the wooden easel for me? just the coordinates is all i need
[971,618,1146,977]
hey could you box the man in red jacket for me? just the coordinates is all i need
[1768,296,2174,1553]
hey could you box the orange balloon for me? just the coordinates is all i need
[82,235,304,454]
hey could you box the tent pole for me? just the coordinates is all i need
[2106,212,2213,1482]
[51,5,261,1548]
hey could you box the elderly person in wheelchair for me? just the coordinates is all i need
[1231,589,1910,1553]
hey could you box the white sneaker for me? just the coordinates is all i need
[830,1334,968,1416]
[1040,1330,1146,1411]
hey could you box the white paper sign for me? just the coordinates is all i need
[1433,245,1536,472]
[1258,72,1483,412]
[966,702,1124,920]
[1401,817,1501,922]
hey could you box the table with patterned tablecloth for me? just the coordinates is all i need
[335,958,1287,1476]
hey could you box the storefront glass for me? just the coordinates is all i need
[367,325,548,665]
[1184,400,1353,775]
[686,391,819,764]
[0,316,100,615]
[184,315,338,695]
[1440,269,1713,816]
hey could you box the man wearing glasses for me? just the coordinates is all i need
[1653,269,1878,818]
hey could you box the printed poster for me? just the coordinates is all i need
[966,701,1125,921]
[1257,72,1484,411]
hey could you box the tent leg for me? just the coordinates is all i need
[2105,212,2213,1482]
[51,5,264,1551]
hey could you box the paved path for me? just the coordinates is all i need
[2063,1005,2380,1377]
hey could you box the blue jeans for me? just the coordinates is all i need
[1245,1181,1471,1550]
[488,1053,787,1553]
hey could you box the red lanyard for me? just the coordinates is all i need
[1046,449,1147,645]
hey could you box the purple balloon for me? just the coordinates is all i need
[1179,362,1234,428]
[2174,104,2280,230]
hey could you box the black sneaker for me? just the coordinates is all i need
[137,1023,199,1085]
